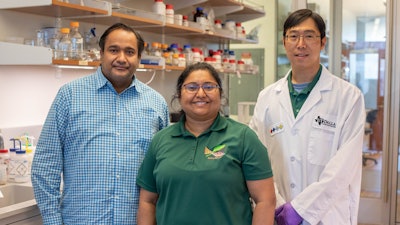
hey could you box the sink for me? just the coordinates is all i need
[0,183,42,224]
[0,184,35,207]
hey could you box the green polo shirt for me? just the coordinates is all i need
[288,65,322,118]
[137,114,273,225]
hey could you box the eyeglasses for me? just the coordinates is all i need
[182,82,220,93]
[285,33,321,44]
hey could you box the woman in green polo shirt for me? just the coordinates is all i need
[136,62,276,225]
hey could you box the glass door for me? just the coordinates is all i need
[278,0,394,224]
[306,0,388,224]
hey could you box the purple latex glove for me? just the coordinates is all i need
[275,202,303,225]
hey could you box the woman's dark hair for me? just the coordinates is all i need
[99,23,145,57]
[283,9,326,40]
[171,62,224,113]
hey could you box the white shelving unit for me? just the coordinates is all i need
[0,42,52,65]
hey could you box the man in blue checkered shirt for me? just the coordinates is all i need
[31,23,169,225]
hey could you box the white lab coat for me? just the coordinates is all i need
[250,66,365,225]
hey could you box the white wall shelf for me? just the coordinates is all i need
[0,42,52,65]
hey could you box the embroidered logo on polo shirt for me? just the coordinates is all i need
[269,122,284,136]
[204,144,226,159]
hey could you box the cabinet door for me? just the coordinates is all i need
[228,48,264,116]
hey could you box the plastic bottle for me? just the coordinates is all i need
[70,21,84,60]
[214,19,222,29]
[182,15,189,27]
[178,53,186,67]
[57,28,72,60]
[212,51,222,69]
[0,149,10,184]
[172,53,179,66]
[150,42,161,57]
[192,48,201,63]
[21,134,35,176]
[165,4,174,24]
[152,0,166,16]
[183,44,193,65]
[7,138,21,182]
[10,150,29,183]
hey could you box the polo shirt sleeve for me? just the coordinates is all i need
[136,135,159,193]
[242,127,273,181]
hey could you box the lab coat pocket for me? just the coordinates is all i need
[308,128,335,166]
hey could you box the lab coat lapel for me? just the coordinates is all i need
[294,67,333,123]
[276,73,296,123]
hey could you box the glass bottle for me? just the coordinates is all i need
[70,21,84,60]
[57,28,72,60]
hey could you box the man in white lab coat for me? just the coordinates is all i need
[250,9,365,225]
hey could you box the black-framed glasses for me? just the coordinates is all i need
[182,82,220,93]
[285,33,321,44]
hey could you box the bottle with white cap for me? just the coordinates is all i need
[0,132,9,184]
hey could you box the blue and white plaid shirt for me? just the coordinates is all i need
[31,67,169,225]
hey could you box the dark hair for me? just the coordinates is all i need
[283,9,326,40]
[99,23,145,57]
[171,62,224,112]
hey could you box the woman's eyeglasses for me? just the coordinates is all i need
[182,83,220,93]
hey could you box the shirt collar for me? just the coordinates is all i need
[94,67,142,93]
[288,64,322,95]
[171,114,228,137]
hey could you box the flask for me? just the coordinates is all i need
[152,0,166,16]
[57,28,72,60]
[165,4,174,24]
[70,21,84,60]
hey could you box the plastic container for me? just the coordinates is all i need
[150,42,161,57]
[214,19,222,29]
[165,4,174,24]
[0,149,10,184]
[10,150,29,183]
[174,14,183,25]
[178,53,186,67]
[7,138,21,182]
[152,0,166,16]
[183,44,193,65]
[172,53,179,66]
[192,48,201,63]
[182,15,189,26]
[70,21,84,60]
[0,149,10,168]
[57,28,72,60]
